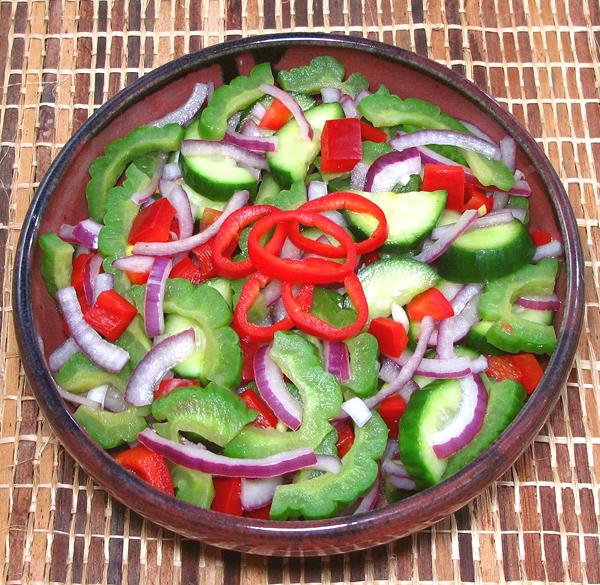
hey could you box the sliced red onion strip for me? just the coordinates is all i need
[340,94,359,118]
[224,129,278,153]
[112,254,155,273]
[144,257,172,338]
[350,161,369,191]
[492,191,509,211]
[353,474,380,514]
[378,358,401,384]
[390,129,500,160]
[429,295,481,347]
[415,357,473,379]
[355,89,372,104]
[162,162,182,181]
[459,120,497,145]
[451,284,484,315]
[504,178,531,197]
[83,254,102,307]
[399,380,419,402]
[307,180,328,201]
[260,84,313,141]
[180,140,268,170]
[58,387,102,410]
[323,341,352,383]
[93,273,114,302]
[309,455,342,474]
[241,477,282,511]
[391,302,409,332]
[341,397,372,427]
[436,318,456,360]
[280,238,303,260]
[57,287,129,373]
[321,87,342,103]
[72,219,102,249]
[515,294,560,311]
[125,328,196,406]
[251,101,267,121]
[532,240,563,263]
[414,210,478,264]
[151,82,211,128]
[382,458,411,478]
[431,374,488,458]
[364,148,421,193]
[387,475,417,491]
[138,428,317,478]
[438,282,465,303]
[163,183,194,239]
[500,136,517,172]
[85,384,126,412]
[49,337,79,372]
[133,190,249,256]
[431,209,520,241]
[58,224,77,243]
[417,144,472,170]
[254,344,303,430]
[262,280,282,306]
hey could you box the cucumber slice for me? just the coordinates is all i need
[181,154,257,201]
[344,190,446,252]
[163,314,207,381]
[355,257,439,319]
[465,321,506,355]
[39,232,74,295]
[512,305,554,325]
[399,379,463,487]
[437,220,535,283]
[267,102,344,186]
[182,184,226,219]
[436,209,461,227]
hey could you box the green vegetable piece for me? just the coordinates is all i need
[74,405,149,449]
[254,174,281,202]
[478,259,560,355]
[393,174,422,193]
[172,465,214,508]
[115,315,151,366]
[344,333,379,398]
[254,179,307,210]
[358,89,515,191]
[277,56,345,95]
[152,384,256,447]
[39,232,74,295]
[270,413,387,520]
[442,379,526,478]
[362,140,392,164]
[311,288,357,328]
[465,321,506,356]
[507,195,530,225]
[205,277,234,307]
[54,352,130,393]
[199,63,274,140]
[294,429,338,482]
[86,124,184,221]
[223,331,343,458]
[182,184,227,219]
[340,72,370,98]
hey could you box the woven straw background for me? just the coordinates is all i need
[1,0,599,583]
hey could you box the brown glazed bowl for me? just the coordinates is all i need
[14,33,583,556]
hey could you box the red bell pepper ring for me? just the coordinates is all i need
[281,274,368,341]
[407,288,454,321]
[239,388,278,428]
[422,164,466,212]
[335,419,355,458]
[211,477,243,515]
[530,229,553,246]
[212,205,287,279]
[259,98,292,131]
[359,120,388,143]
[368,317,408,358]
[128,197,176,244]
[115,445,174,495]
[240,337,261,382]
[83,289,138,341]
[286,192,388,258]
[320,118,363,173]
[71,252,92,312]
[154,378,197,399]
[248,210,358,284]
[190,241,217,282]
[233,272,314,343]
[245,505,271,519]
[377,395,406,439]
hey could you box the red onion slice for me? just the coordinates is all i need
[112,255,155,273]
[162,183,194,240]
[399,380,419,402]
[309,455,342,474]
[391,303,409,331]
[429,295,481,347]
[438,282,465,303]
[515,294,560,311]
[239,118,264,137]
[58,387,102,409]
[451,284,483,315]
[417,144,471,170]
[57,287,130,373]
[387,474,417,491]
[138,428,317,478]
[492,191,509,211]
[48,337,79,372]
[390,129,500,159]
[307,180,328,201]
[340,94,359,118]
[280,238,303,260]
[341,397,372,427]
[93,273,114,302]
[241,477,282,511]
[431,374,488,458]
[431,209,522,241]
[162,162,182,181]
[151,82,212,128]
[133,190,249,256]
[382,458,411,478]
[321,87,342,103]
[350,161,369,191]
[353,474,381,514]
[125,328,196,406]
[253,344,303,430]
[262,280,282,306]
[364,148,421,193]
[532,240,563,263]
[251,101,267,121]
[415,357,475,379]
[59,219,102,249]
[180,140,268,170]
[86,384,127,412]
[355,89,372,104]
[323,341,352,383]
[224,129,277,153]
[500,136,517,172]
[459,120,497,145]
[144,257,172,337]
[260,84,313,141]
[378,358,401,384]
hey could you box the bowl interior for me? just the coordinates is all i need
[19,35,581,556]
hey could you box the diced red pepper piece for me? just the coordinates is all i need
[259,98,292,131]
[239,388,278,428]
[154,378,197,400]
[485,355,522,384]
[530,229,553,246]
[83,289,138,341]
[211,477,243,515]
[359,120,388,143]
[200,207,223,231]
[245,505,271,519]
[507,353,544,394]
[463,184,493,213]
[128,198,176,244]
[71,252,92,311]
[422,164,465,212]
[169,256,212,285]
[320,118,363,173]
[368,317,408,358]
[377,395,406,439]
[191,241,217,282]
[407,288,455,321]
[335,420,355,458]
[115,445,174,495]
[126,270,149,285]
[240,338,261,383]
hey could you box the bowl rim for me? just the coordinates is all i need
[13,32,584,554]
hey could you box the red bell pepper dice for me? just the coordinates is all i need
[200,207,223,231]
[170,256,214,285]
[211,477,243,515]
[239,388,278,428]
[128,198,176,244]
[188,241,217,282]
[83,289,138,341]
[126,270,149,285]
[508,353,544,394]
[335,420,355,458]
[530,229,553,246]
[240,338,261,383]
[245,505,271,519]
[422,164,465,212]
[463,184,493,213]
[71,252,92,310]
[154,378,197,399]
[485,355,522,384]
[259,98,292,131]
[377,395,406,439]
[368,317,408,358]
[320,118,363,173]
[407,288,455,321]
[115,445,174,495]
[359,120,388,143]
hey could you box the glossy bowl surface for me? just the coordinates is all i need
[13,33,583,556]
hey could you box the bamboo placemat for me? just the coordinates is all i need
[1,0,599,583]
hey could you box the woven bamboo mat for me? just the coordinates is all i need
[1,0,599,583]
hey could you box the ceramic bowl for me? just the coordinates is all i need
[13,33,584,556]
